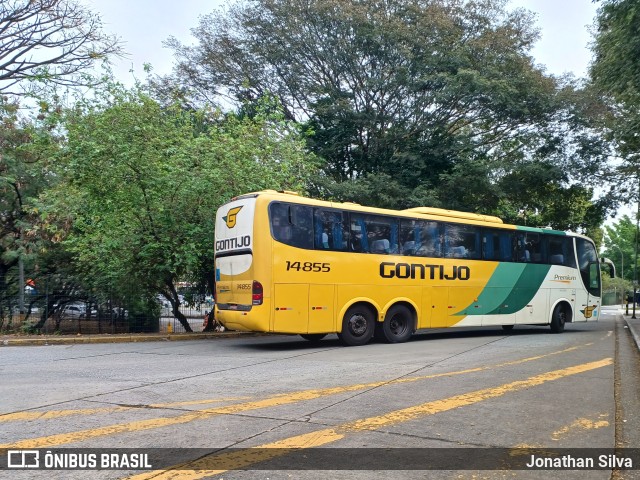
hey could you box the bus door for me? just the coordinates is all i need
[575,238,601,322]
[430,286,449,328]
[273,284,335,334]
[308,284,335,333]
[273,284,309,333]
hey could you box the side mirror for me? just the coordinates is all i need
[600,257,616,278]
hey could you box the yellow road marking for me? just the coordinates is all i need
[551,414,610,441]
[150,397,252,408]
[0,407,126,422]
[0,345,587,449]
[126,358,612,480]
[0,397,252,423]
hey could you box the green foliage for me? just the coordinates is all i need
[170,0,551,181]
[42,84,316,329]
[0,97,62,322]
[601,270,631,305]
[601,215,639,283]
[591,0,640,204]
[591,0,640,104]
[167,0,612,231]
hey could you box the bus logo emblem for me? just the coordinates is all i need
[223,206,242,228]
[581,305,597,319]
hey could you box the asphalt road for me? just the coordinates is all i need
[1,306,638,479]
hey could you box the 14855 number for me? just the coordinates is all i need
[286,261,331,272]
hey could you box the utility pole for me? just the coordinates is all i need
[18,256,24,314]
[633,201,639,319]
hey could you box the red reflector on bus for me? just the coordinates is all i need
[252,280,263,305]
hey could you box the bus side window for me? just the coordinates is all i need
[526,233,545,263]
[547,235,577,268]
[415,221,441,257]
[500,231,514,261]
[269,202,313,249]
[444,224,480,259]
[350,214,367,252]
[363,215,396,254]
[314,209,348,251]
[484,229,514,261]
[289,205,313,249]
[399,220,417,255]
[548,236,564,265]
[270,203,292,243]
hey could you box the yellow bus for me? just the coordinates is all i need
[214,190,602,346]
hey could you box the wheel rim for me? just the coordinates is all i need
[389,314,408,336]
[348,313,368,337]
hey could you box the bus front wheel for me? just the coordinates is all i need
[338,305,375,346]
[550,304,568,333]
[380,305,414,343]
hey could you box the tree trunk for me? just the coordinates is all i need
[173,307,193,333]
[164,279,193,332]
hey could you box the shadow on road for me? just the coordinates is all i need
[233,324,598,351]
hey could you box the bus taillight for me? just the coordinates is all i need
[252,280,263,305]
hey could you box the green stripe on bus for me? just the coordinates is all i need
[489,264,551,314]
[454,263,551,316]
[515,226,566,235]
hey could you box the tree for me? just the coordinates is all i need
[169,0,549,180]
[45,85,316,331]
[0,0,122,95]
[602,215,638,283]
[0,97,60,327]
[167,0,611,229]
[590,0,640,206]
[591,0,640,104]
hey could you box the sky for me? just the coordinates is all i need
[83,0,219,82]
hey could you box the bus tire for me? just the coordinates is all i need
[338,305,375,346]
[381,305,414,343]
[550,303,568,333]
[300,333,327,342]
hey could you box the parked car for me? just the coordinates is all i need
[156,294,171,309]
[60,303,97,319]
[156,294,185,308]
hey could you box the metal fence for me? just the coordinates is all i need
[602,288,625,306]
[0,291,212,335]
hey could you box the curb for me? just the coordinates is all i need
[0,331,259,347]
[624,317,640,352]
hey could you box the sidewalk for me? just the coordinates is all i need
[620,304,640,351]
[0,330,259,347]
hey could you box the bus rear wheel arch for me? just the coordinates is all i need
[338,303,376,346]
[550,302,571,333]
[376,304,415,343]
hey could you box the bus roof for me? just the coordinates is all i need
[403,207,503,224]
[234,190,572,235]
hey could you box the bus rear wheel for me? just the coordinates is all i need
[300,334,327,342]
[550,303,568,333]
[380,305,414,343]
[338,305,375,346]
